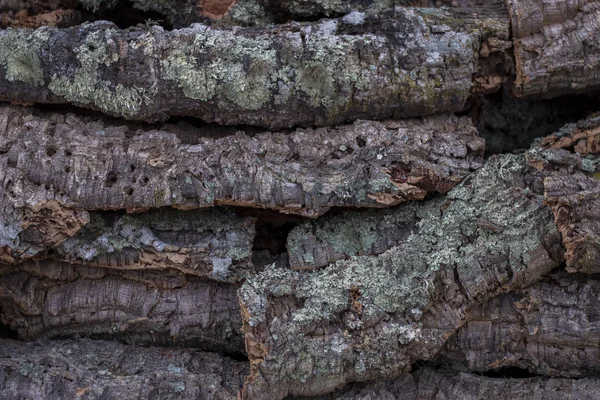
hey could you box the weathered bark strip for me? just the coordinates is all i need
[526,115,600,273]
[441,272,600,377]
[0,9,82,28]
[0,338,248,400]
[47,208,256,282]
[329,366,600,399]
[0,261,244,352]
[509,0,600,98]
[286,201,441,271]
[238,154,564,399]
[0,106,484,224]
[0,8,509,126]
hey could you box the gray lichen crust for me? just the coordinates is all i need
[0,8,508,127]
[56,208,256,282]
[239,153,564,399]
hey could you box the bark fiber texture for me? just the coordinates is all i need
[2,2,600,399]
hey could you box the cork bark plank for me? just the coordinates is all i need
[238,153,564,399]
[0,7,509,126]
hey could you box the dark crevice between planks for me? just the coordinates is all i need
[467,86,600,155]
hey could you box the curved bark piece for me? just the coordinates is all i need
[510,1,600,98]
[49,208,256,282]
[238,154,564,399]
[0,338,247,400]
[286,201,439,271]
[526,116,600,274]
[442,272,600,377]
[0,9,83,28]
[0,261,244,353]
[331,366,600,399]
[0,8,508,126]
[0,106,484,219]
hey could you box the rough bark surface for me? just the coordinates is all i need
[0,8,509,126]
[442,271,600,377]
[0,261,244,352]
[238,153,564,399]
[328,366,600,399]
[0,338,248,400]
[14,208,256,282]
[286,202,433,271]
[527,115,600,273]
[0,106,484,223]
[509,0,600,98]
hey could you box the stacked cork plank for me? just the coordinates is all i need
[1,0,600,398]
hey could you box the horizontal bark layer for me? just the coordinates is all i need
[0,106,484,249]
[0,338,247,400]
[0,261,244,353]
[330,365,600,399]
[0,8,508,126]
[286,201,437,271]
[11,208,256,282]
[442,272,600,377]
[510,0,600,98]
[527,115,600,274]
[238,153,564,399]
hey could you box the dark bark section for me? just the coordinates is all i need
[442,271,600,377]
[0,338,247,400]
[0,261,245,353]
[327,365,600,399]
[0,106,484,228]
[0,7,509,126]
[238,153,564,399]
[509,0,600,98]
[526,115,600,274]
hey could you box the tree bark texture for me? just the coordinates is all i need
[328,366,600,400]
[509,0,600,98]
[0,106,484,228]
[0,338,248,400]
[442,271,600,377]
[0,8,509,127]
[526,115,600,274]
[0,261,245,352]
[238,153,564,399]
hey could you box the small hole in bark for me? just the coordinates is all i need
[103,142,114,150]
[64,166,70,173]
[126,187,134,196]
[46,147,56,157]
[356,137,366,147]
[106,173,118,187]
[130,164,136,172]
[65,150,72,157]
[44,184,50,190]
[480,367,538,379]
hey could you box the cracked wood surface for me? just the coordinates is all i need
[0,8,508,126]
[36,208,256,282]
[527,115,600,274]
[509,0,600,98]
[0,106,484,232]
[0,338,247,400]
[0,261,244,353]
[238,153,564,399]
[442,271,600,377]
[329,365,600,399]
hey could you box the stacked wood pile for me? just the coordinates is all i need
[1,0,600,398]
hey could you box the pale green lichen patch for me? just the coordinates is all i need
[240,154,562,386]
[48,26,156,116]
[161,25,277,110]
[0,28,49,86]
